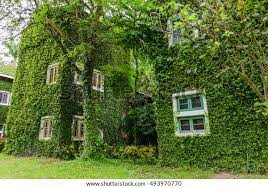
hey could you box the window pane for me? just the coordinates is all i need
[44,120,48,137]
[191,96,202,108]
[97,74,101,89]
[54,67,57,82]
[193,118,204,130]
[48,120,52,137]
[179,98,188,110]
[2,93,7,103]
[80,122,84,138]
[180,120,190,131]
[92,72,97,87]
[73,120,78,137]
[0,92,8,104]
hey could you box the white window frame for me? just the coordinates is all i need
[46,64,58,84]
[0,90,11,106]
[74,69,104,92]
[74,72,82,85]
[172,90,209,137]
[72,116,85,141]
[92,69,104,92]
[39,116,53,141]
[72,115,104,141]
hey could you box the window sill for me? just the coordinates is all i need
[39,137,52,141]
[92,86,104,92]
[175,131,209,137]
[0,103,9,106]
[72,137,85,141]
[176,109,207,117]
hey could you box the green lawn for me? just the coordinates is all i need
[0,153,213,179]
[0,153,266,179]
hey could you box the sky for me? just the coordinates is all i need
[0,0,31,64]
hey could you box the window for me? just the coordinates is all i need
[0,91,11,105]
[74,69,104,92]
[74,72,82,85]
[72,116,104,141]
[178,116,205,133]
[172,90,209,136]
[92,70,104,92]
[39,116,53,140]
[177,95,203,111]
[46,64,58,84]
[72,116,85,141]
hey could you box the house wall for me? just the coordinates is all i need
[154,46,268,173]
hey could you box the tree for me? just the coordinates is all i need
[161,0,268,115]
[3,40,18,64]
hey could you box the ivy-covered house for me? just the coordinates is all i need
[152,22,268,173]
[0,73,14,139]
[4,10,131,157]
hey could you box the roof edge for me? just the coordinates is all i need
[0,74,15,80]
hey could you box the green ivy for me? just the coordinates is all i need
[152,41,268,173]
[5,11,131,158]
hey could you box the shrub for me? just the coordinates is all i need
[103,144,158,164]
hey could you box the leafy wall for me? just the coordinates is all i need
[0,79,13,125]
[5,14,130,158]
[153,43,268,173]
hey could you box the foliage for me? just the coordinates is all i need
[123,102,157,146]
[161,0,268,114]
[5,5,132,159]
[103,144,157,164]
[150,38,268,173]
[2,39,19,64]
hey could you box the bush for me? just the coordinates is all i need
[103,144,158,164]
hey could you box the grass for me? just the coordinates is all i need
[0,153,213,179]
[0,153,267,179]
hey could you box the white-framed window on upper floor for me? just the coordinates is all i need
[39,116,53,140]
[172,90,209,137]
[92,69,104,92]
[74,72,82,85]
[46,64,58,84]
[168,15,199,47]
[0,90,11,106]
[74,69,104,92]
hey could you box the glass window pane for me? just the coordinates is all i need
[180,120,190,131]
[191,96,202,108]
[97,74,102,89]
[193,118,204,130]
[80,122,84,138]
[179,98,188,110]
[73,120,78,137]
[92,72,97,87]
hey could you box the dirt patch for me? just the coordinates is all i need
[213,172,241,179]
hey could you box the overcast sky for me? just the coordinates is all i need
[0,0,32,64]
